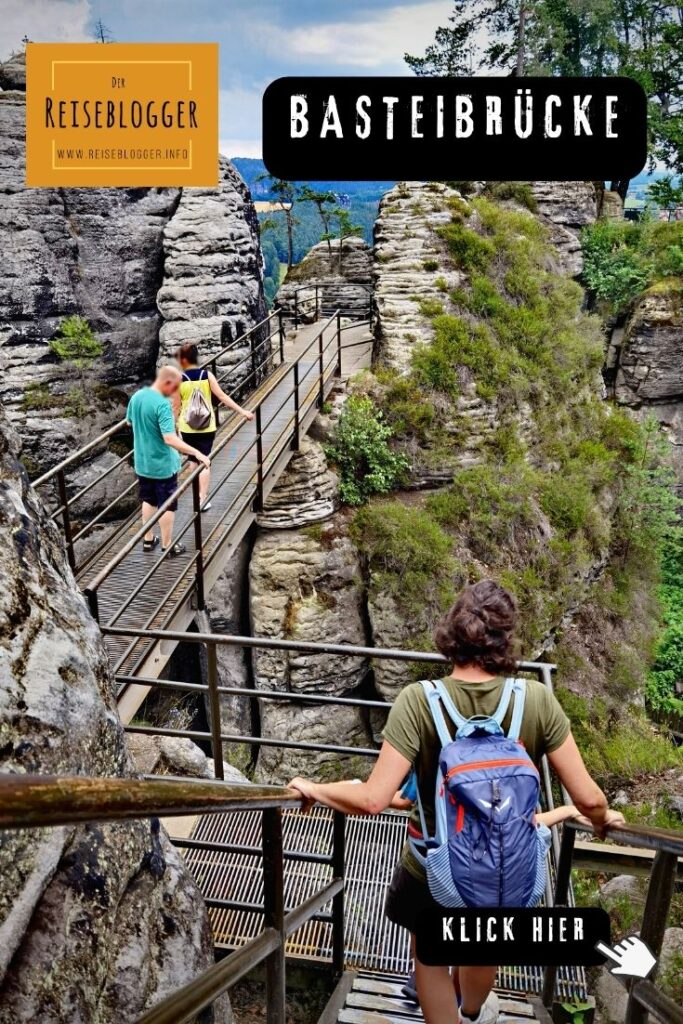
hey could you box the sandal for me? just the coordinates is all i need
[143,536,159,552]
[163,542,187,558]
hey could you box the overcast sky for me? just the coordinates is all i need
[2,0,453,157]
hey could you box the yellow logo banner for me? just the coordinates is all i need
[26,42,218,187]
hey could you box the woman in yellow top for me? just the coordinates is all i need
[176,342,254,511]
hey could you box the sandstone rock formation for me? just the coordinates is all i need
[0,53,265,478]
[373,181,465,372]
[277,237,372,322]
[530,180,598,275]
[207,541,253,743]
[612,285,683,489]
[0,404,226,1022]
[157,157,268,380]
[127,732,249,783]
[249,522,372,782]
[257,438,339,530]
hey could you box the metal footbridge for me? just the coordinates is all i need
[25,301,683,1024]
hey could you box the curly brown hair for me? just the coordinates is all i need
[434,580,518,674]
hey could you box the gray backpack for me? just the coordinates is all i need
[184,370,212,430]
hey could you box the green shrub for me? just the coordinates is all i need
[483,181,538,212]
[49,314,103,369]
[351,500,458,615]
[22,383,59,410]
[438,220,495,271]
[324,396,409,506]
[417,297,444,318]
[422,259,440,272]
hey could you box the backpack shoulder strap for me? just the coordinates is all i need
[181,371,190,381]
[419,680,453,748]
[507,678,527,741]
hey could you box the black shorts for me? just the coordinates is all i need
[138,473,179,512]
[181,431,216,462]
[385,862,446,934]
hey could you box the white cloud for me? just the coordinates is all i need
[219,84,263,155]
[0,0,92,57]
[256,0,452,70]
[220,137,262,159]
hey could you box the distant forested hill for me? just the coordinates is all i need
[232,158,394,304]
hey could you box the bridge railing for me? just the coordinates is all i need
[32,310,285,576]
[82,313,345,677]
[103,626,683,1020]
[288,283,373,329]
[0,772,344,1024]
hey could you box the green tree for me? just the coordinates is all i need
[331,207,364,273]
[258,175,300,271]
[406,0,683,199]
[49,314,104,417]
[298,185,338,261]
[648,175,683,217]
[49,315,103,374]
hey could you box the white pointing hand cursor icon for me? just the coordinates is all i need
[595,936,657,979]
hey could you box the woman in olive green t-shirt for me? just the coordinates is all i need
[289,580,624,1024]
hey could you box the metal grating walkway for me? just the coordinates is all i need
[177,807,586,1000]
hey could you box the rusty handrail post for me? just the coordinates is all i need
[336,311,342,377]
[278,309,285,364]
[318,325,325,408]
[263,807,286,1024]
[255,405,264,512]
[206,640,225,781]
[332,810,345,975]
[191,475,206,612]
[541,824,576,1007]
[56,469,77,572]
[292,363,300,451]
[625,849,678,1024]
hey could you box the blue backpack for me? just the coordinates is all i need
[409,678,550,908]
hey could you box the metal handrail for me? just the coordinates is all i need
[32,311,282,491]
[0,773,299,830]
[0,773,345,1024]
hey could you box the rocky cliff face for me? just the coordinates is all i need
[0,54,265,476]
[611,284,683,491]
[157,158,267,375]
[0,405,226,1021]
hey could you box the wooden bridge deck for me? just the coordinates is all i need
[75,319,372,718]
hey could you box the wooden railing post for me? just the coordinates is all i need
[57,468,76,572]
[625,850,678,1024]
[255,405,264,512]
[315,284,320,319]
[294,291,299,330]
[206,639,225,781]
[263,808,286,1024]
[293,363,300,452]
[191,474,206,612]
[332,810,346,975]
[278,309,285,364]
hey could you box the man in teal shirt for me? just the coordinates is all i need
[126,366,210,557]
